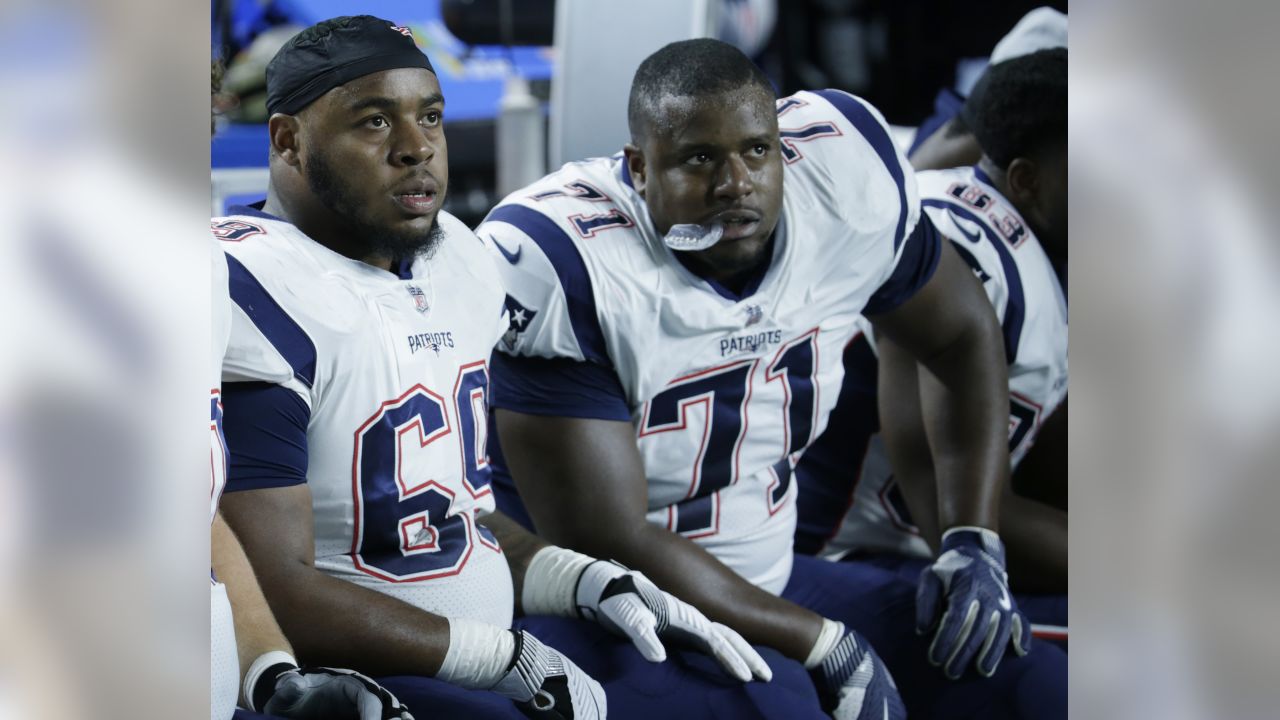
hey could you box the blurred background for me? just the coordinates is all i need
[0,1,1278,718]
[209,0,1063,225]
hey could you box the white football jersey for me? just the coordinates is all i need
[217,208,515,628]
[815,165,1068,559]
[211,239,238,720]
[481,90,924,594]
[212,241,231,526]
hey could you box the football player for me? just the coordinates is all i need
[481,39,1066,719]
[909,7,1066,171]
[794,48,1068,649]
[215,16,771,720]
[211,59,411,720]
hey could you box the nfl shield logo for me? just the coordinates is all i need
[407,285,430,313]
[745,305,764,326]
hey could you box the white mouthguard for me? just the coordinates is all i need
[663,223,724,251]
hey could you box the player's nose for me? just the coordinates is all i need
[713,154,753,201]
[390,122,436,167]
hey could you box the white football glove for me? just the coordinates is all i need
[521,546,771,683]
[436,618,606,720]
[493,630,607,720]
[244,653,413,720]
[575,559,773,683]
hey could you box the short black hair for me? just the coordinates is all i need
[962,47,1066,168]
[628,38,775,142]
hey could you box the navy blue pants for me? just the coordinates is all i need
[783,553,1067,720]
[376,616,828,720]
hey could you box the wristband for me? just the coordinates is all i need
[243,649,297,711]
[941,525,1000,543]
[941,526,1005,559]
[435,618,517,690]
[804,618,845,670]
[521,546,596,617]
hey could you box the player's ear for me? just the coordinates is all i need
[268,114,303,168]
[1005,157,1040,206]
[623,144,646,195]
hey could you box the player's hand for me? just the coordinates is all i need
[492,630,607,719]
[810,625,906,720]
[259,667,414,720]
[916,526,1030,679]
[576,560,773,683]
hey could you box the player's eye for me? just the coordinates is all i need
[364,115,389,129]
[423,110,443,127]
[686,151,712,166]
[749,143,770,157]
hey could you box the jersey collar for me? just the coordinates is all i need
[226,202,416,281]
[228,201,282,221]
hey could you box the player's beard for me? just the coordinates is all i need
[305,150,445,265]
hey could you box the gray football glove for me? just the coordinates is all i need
[253,665,413,720]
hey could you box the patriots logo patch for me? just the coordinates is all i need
[389,24,414,37]
[502,294,537,350]
[211,219,265,242]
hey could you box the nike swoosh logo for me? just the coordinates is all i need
[991,567,1012,611]
[952,216,984,245]
[490,235,521,264]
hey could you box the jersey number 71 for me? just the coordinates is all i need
[639,331,820,537]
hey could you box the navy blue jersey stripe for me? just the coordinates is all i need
[922,199,1026,365]
[812,89,910,250]
[222,381,311,491]
[225,254,318,388]
[618,154,635,189]
[949,241,988,280]
[484,204,612,366]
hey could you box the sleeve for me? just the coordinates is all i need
[478,202,634,420]
[490,352,631,421]
[811,89,921,252]
[222,381,311,491]
[861,212,944,315]
[220,252,317,396]
[478,204,613,367]
[805,89,934,313]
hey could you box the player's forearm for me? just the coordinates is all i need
[212,513,293,678]
[477,510,549,611]
[562,517,822,661]
[1000,491,1067,594]
[220,487,455,678]
[877,344,942,550]
[908,118,982,171]
[250,558,451,677]
[916,314,1009,532]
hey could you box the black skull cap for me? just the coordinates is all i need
[266,15,435,116]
